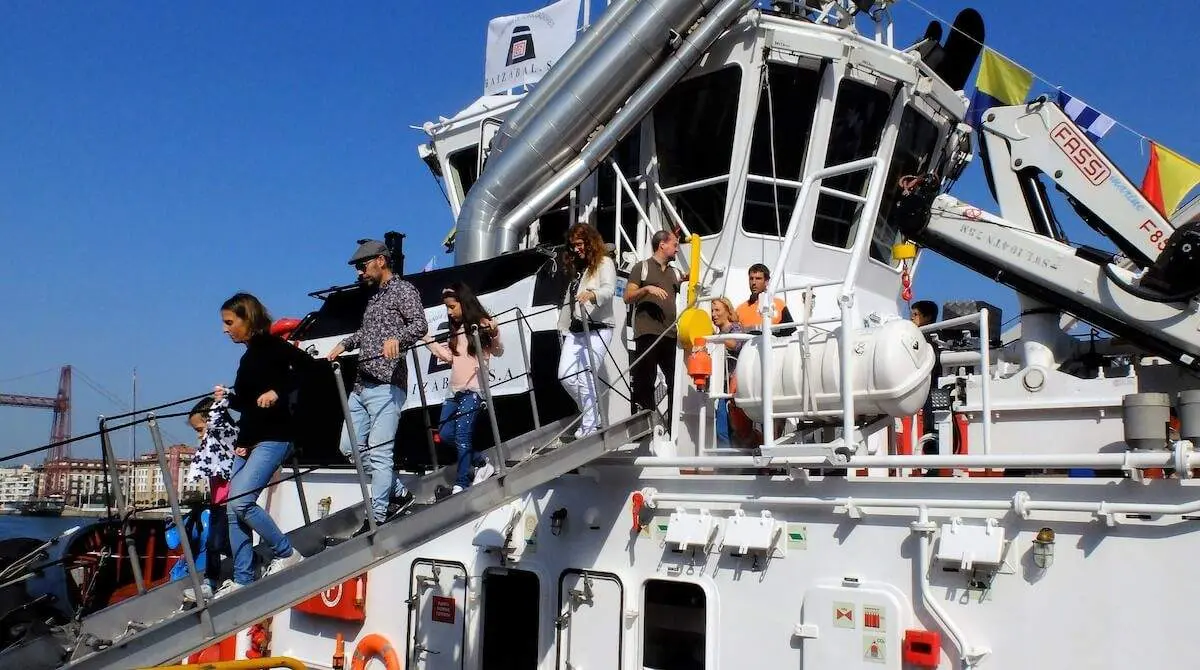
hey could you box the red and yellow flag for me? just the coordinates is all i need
[1141,141,1200,216]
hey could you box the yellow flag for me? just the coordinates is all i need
[1142,142,1200,216]
[975,48,1033,106]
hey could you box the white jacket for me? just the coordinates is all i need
[558,256,617,334]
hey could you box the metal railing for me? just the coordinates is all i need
[752,155,887,454]
[146,416,212,635]
[98,417,147,595]
[77,304,554,620]
[142,657,307,670]
[331,362,380,537]
[919,309,994,455]
[471,325,510,476]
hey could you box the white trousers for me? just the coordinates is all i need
[558,329,612,436]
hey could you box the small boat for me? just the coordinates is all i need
[17,498,66,518]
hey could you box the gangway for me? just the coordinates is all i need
[63,411,652,670]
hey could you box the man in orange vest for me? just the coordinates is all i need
[735,263,794,332]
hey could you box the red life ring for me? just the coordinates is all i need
[351,633,402,670]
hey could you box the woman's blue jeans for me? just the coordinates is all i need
[439,390,486,488]
[227,441,294,585]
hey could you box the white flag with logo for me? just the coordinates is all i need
[484,0,580,95]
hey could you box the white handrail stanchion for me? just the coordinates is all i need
[756,156,884,456]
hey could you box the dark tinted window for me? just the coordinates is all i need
[447,146,480,197]
[596,133,644,247]
[743,63,822,236]
[873,107,942,263]
[643,580,706,670]
[812,79,894,248]
[481,569,539,670]
[654,68,742,236]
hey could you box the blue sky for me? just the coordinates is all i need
[1,0,1196,463]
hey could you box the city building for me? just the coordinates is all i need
[39,445,204,508]
[0,465,39,505]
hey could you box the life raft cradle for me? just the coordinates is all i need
[63,411,653,670]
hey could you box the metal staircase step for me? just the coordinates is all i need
[62,411,652,670]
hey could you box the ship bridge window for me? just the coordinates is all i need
[642,580,706,670]
[874,107,942,264]
[448,145,481,199]
[654,67,742,237]
[536,193,574,248]
[812,79,894,249]
[595,132,644,250]
[743,62,823,236]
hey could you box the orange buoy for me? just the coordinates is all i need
[351,633,401,670]
[686,338,712,390]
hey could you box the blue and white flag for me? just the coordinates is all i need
[1057,90,1115,143]
[422,256,437,272]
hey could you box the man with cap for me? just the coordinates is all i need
[326,239,427,533]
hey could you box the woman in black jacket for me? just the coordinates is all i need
[211,292,310,597]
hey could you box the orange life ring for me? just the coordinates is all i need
[351,633,402,670]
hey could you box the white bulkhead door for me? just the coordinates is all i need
[555,570,624,670]
[408,560,469,670]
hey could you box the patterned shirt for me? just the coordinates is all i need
[340,275,428,390]
[185,396,237,484]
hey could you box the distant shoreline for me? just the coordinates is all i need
[0,506,169,518]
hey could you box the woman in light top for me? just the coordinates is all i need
[557,223,617,440]
[423,282,502,494]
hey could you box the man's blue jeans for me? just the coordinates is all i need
[227,441,294,586]
[340,382,409,522]
[438,390,486,489]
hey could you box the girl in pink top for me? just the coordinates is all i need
[423,283,503,493]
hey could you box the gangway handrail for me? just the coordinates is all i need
[141,656,306,670]
[98,417,147,596]
[64,412,653,670]
[332,363,380,536]
[472,325,510,475]
[66,302,656,670]
[146,416,212,633]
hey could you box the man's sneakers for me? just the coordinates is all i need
[349,490,417,538]
[350,519,375,538]
[451,485,464,495]
[263,549,303,578]
[472,459,496,485]
[386,490,416,519]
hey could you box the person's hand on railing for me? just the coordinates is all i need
[382,338,400,359]
[479,318,500,337]
[325,343,346,361]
